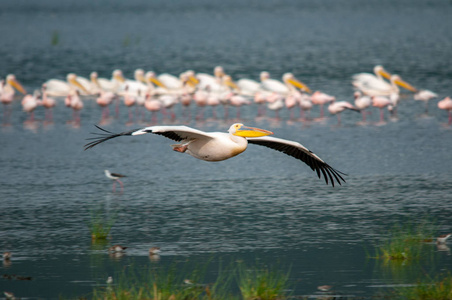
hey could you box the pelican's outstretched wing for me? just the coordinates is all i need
[84,125,214,150]
[247,136,346,186]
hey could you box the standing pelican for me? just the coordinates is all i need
[352,65,392,92]
[97,70,126,93]
[237,77,262,97]
[119,69,148,97]
[356,74,417,97]
[2,74,27,100]
[1,75,27,123]
[85,123,345,186]
[44,73,89,97]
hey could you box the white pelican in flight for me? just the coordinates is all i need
[85,123,346,186]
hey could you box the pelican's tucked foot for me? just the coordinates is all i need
[171,143,188,153]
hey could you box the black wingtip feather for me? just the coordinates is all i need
[84,125,141,150]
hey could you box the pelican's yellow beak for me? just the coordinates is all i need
[136,73,146,83]
[214,69,225,78]
[234,125,274,137]
[69,77,89,94]
[224,79,239,91]
[394,78,418,92]
[188,74,199,85]
[377,68,392,80]
[288,78,312,94]
[9,78,27,94]
[114,73,125,83]
[150,77,166,88]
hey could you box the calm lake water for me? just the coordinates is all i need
[1,0,452,299]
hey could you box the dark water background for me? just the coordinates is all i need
[1,0,452,298]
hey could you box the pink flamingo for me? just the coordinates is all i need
[354,91,372,123]
[206,91,220,119]
[229,94,250,120]
[96,90,115,120]
[123,85,136,123]
[68,90,83,125]
[144,92,162,124]
[311,91,335,118]
[285,91,300,120]
[41,84,56,123]
[135,90,146,121]
[180,93,192,119]
[298,93,313,121]
[414,89,438,114]
[266,92,284,120]
[438,96,452,125]
[193,89,208,120]
[254,91,268,117]
[328,100,359,125]
[372,95,392,124]
[21,90,41,123]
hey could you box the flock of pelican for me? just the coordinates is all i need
[1,65,452,127]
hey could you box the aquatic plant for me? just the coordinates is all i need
[91,261,217,300]
[374,218,437,261]
[89,260,293,300]
[392,273,452,299]
[51,30,60,46]
[87,208,116,241]
[237,263,291,300]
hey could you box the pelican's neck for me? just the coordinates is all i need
[390,78,400,93]
[229,133,248,147]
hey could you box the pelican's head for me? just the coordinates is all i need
[229,123,273,137]
[223,75,239,90]
[282,73,312,94]
[214,66,225,78]
[184,70,199,86]
[6,74,26,94]
[113,70,125,83]
[374,65,391,80]
[145,71,166,88]
[260,71,270,81]
[134,69,145,82]
[90,72,98,80]
[67,73,89,94]
[391,75,418,92]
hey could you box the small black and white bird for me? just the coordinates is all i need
[104,170,126,192]
[437,233,451,244]
[108,245,128,253]
[86,123,346,186]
